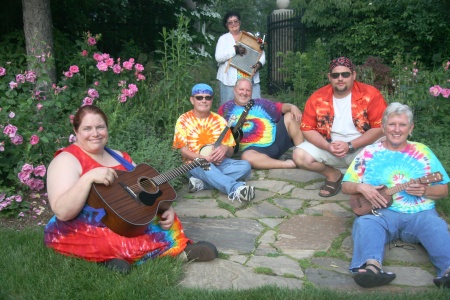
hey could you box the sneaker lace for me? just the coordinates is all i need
[228,186,245,203]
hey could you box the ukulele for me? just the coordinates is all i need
[349,172,443,216]
[231,99,254,154]
[87,158,210,237]
[199,115,237,156]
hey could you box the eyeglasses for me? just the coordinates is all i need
[194,95,213,101]
[330,72,352,79]
[227,20,239,25]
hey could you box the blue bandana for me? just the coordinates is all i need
[191,83,214,96]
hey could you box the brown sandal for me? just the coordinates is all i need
[318,173,343,197]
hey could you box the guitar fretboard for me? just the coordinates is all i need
[152,160,201,186]
[385,172,443,195]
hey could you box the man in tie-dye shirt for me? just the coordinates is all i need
[173,83,255,203]
[218,78,304,169]
[342,102,450,289]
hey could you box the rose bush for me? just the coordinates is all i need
[0,31,146,218]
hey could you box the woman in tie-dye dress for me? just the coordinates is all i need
[44,105,217,273]
[342,102,450,289]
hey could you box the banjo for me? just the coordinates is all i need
[199,115,236,156]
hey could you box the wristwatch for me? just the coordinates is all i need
[347,142,355,154]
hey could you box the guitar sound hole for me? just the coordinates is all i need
[138,177,159,194]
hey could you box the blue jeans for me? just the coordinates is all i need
[188,158,251,194]
[219,81,261,105]
[350,208,450,277]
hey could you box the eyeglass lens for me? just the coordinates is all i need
[331,72,352,79]
[227,20,239,25]
[195,96,213,101]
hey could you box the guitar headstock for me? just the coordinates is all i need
[245,100,255,111]
[194,158,210,171]
[227,115,237,127]
[420,172,443,184]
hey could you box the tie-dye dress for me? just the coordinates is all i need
[44,144,189,264]
[343,141,450,213]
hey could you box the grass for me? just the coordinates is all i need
[2,228,450,299]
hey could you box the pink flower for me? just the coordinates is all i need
[118,94,128,103]
[69,65,79,73]
[25,70,37,83]
[0,66,6,76]
[38,126,43,132]
[135,63,144,72]
[18,212,25,217]
[96,61,108,72]
[128,84,138,97]
[88,37,97,46]
[37,103,43,110]
[9,81,18,89]
[11,134,23,145]
[87,88,99,98]
[3,124,18,137]
[123,60,134,70]
[30,135,39,145]
[33,165,46,177]
[105,58,114,67]
[113,64,122,74]
[16,74,25,83]
[81,50,88,57]
[137,73,146,81]
[69,134,77,143]
[93,53,103,62]
[82,97,94,106]
[102,53,111,60]
[441,88,450,98]
[94,81,99,86]
[429,85,442,97]
[0,141,4,152]
[15,195,22,202]
[9,111,15,118]
[21,163,34,174]
[64,71,73,78]
[69,114,74,124]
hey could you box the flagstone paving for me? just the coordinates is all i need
[177,168,441,292]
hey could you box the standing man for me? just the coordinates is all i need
[293,57,387,197]
[218,78,304,169]
[173,83,255,203]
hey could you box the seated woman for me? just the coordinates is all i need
[44,105,217,273]
[342,102,450,288]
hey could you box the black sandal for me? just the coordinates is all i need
[354,263,396,288]
[434,273,450,288]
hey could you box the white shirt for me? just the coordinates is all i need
[331,93,361,142]
[215,32,265,86]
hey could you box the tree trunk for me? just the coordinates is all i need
[22,0,56,83]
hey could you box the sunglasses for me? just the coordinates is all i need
[330,72,352,79]
[194,95,213,101]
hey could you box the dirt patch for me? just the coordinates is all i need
[0,192,53,231]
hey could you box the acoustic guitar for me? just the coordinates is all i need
[87,158,210,237]
[349,172,443,216]
[231,99,254,154]
[199,115,236,156]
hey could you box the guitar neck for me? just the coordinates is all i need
[152,160,201,186]
[385,172,442,196]
[232,111,249,134]
[213,126,231,148]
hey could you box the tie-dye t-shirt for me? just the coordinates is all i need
[173,110,234,163]
[343,141,450,213]
[218,98,283,151]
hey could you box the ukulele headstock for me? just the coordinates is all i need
[194,158,211,171]
[245,100,254,111]
[420,172,443,184]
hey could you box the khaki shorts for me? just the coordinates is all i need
[296,140,362,169]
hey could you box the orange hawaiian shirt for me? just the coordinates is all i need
[301,81,387,142]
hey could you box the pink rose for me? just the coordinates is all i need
[0,141,4,152]
[81,50,88,57]
[135,63,144,72]
[105,58,114,67]
[429,85,442,97]
[0,66,6,76]
[69,134,77,143]
[69,65,79,73]
[87,88,99,98]
[88,37,97,46]
[441,88,450,98]
[11,134,23,145]
[64,71,73,78]
[37,103,43,110]
[102,53,110,60]
[113,64,122,74]
[118,94,128,103]
[30,135,39,145]
[16,74,25,83]
[93,53,103,62]
[94,81,99,86]
[82,97,94,106]
[9,111,15,118]
[15,195,22,202]
[96,61,108,72]
[137,73,146,81]
[3,124,18,137]
[9,81,18,90]
[33,165,46,177]
[25,70,37,83]
[123,60,134,70]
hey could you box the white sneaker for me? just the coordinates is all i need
[188,177,204,193]
[228,185,255,203]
